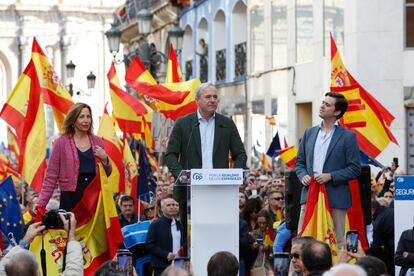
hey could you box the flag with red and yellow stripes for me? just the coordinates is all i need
[7,126,20,162]
[330,34,397,157]
[165,43,183,83]
[97,106,125,193]
[301,177,339,262]
[31,38,74,130]
[126,57,201,121]
[277,139,298,169]
[123,137,137,196]
[0,60,46,191]
[30,162,123,276]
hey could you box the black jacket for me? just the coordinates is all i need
[395,228,414,276]
[146,216,182,269]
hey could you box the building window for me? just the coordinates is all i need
[234,41,247,79]
[216,49,226,82]
[406,0,414,47]
[250,1,265,72]
[324,0,344,56]
[272,0,288,67]
[296,0,313,63]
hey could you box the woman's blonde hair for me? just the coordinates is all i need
[61,102,93,135]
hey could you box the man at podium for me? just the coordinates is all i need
[165,82,247,255]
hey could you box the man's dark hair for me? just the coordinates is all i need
[94,260,124,276]
[301,240,332,273]
[325,92,348,119]
[5,251,39,276]
[119,195,134,206]
[356,256,387,276]
[207,251,239,276]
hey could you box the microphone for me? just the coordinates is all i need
[185,122,200,170]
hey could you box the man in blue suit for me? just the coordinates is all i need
[295,92,361,247]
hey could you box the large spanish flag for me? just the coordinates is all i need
[0,60,46,191]
[301,177,339,262]
[30,163,123,276]
[97,106,125,193]
[330,34,397,157]
[126,57,201,121]
[31,38,74,130]
[107,62,150,135]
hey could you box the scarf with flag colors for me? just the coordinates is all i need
[97,106,125,193]
[30,162,123,275]
[330,34,397,158]
[31,38,74,130]
[300,177,339,262]
[0,60,46,192]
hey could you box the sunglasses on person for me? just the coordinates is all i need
[289,253,300,259]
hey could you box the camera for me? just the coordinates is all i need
[42,209,69,229]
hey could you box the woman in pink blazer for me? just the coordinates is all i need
[38,102,112,211]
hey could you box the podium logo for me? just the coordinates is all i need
[192,173,203,181]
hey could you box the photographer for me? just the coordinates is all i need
[0,212,83,275]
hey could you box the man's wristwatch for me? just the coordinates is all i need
[19,239,30,249]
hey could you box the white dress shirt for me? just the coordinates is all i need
[197,111,215,168]
[313,121,338,176]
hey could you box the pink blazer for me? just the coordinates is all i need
[38,134,112,207]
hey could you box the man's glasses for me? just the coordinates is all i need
[289,253,300,259]
[270,197,284,201]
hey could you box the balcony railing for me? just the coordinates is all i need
[199,56,208,83]
[185,60,193,81]
[216,49,226,82]
[114,0,164,26]
[234,41,247,80]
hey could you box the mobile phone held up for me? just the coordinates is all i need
[117,249,133,276]
[346,230,359,253]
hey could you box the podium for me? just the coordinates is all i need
[176,169,243,276]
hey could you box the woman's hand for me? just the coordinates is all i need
[94,146,109,164]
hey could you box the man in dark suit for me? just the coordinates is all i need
[295,92,361,247]
[165,82,247,255]
[146,197,182,276]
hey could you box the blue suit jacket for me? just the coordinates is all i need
[295,125,361,209]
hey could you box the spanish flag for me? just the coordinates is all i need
[330,34,397,157]
[126,57,201,121]
[7,126,20,161]
[31,38,74,130]
[123,137,137,197]
[0,60,46,192]
[165,43,183,83]
[107,62,150,135]
[301,177,339,262]
[30,163,123,275]
[277,139,298,169]
[97,106,125,193]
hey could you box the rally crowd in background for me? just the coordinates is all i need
[0,155,407,276]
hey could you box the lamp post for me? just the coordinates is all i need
[105,8,184,75]
[65,60,76,96]
[65,60,96,97]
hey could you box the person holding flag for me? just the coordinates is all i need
[37,102,112,211]
[295,92,361,248]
